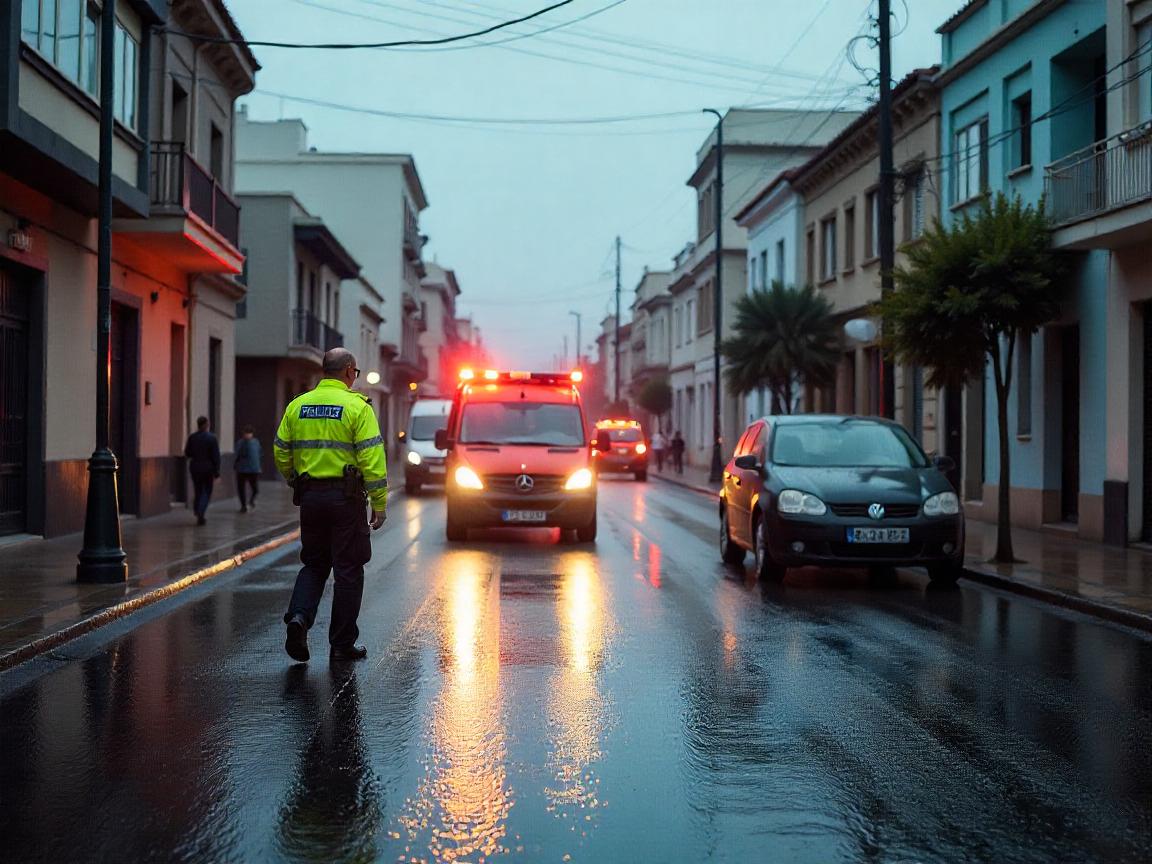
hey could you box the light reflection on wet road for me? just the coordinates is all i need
[1,479,1150,863]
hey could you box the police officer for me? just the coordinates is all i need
[275,348,388,663]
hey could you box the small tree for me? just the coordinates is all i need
[636,378,673,430]
[720,281,840,413]
[876,193,1066,563]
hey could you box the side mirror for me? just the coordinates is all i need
[434,429,451,451]
[733,454,759,471]
[594,437,612,453]
[932,454,956,474]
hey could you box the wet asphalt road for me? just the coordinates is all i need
[2,479,1151,864]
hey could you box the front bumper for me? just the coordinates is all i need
[595,452,648,473]
[404,459,447,485]
[448,489,596,529]
[765,510,964,568]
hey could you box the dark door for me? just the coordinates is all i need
[110,302,140,514]
[0,266,30,535]
[943,385,963,492]
[1061,326,1081,522]
[1143,308,1152,540]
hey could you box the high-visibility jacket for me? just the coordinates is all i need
[274,379,389,511]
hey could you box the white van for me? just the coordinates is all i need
[401,399,452,494]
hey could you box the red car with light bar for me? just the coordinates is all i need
[434,369,608,542]
[592,419,649,481]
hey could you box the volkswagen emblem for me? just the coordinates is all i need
[515,474,535,492]
[867,503,886,521]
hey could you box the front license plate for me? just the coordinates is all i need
[502,510,547,523]
[428,465,445,475]
[847,527,910,544]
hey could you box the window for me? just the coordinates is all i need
[759,250,768,289]
[21,0,100,97]
[903,169,926,241]
[685,299,694,343]
[843,202,856,269]
[698,281,713,335]
[775,239,785,285]
[210,123,224,180]
[1140,22,1152,122]
[820,216,837,281]
[208,337,222,435]
[674,306,682,347]
[1011,92,1032,170]
[953,117,989,203]
[1017,331,1032,436]
[805,226,815,286]
[749,256,758,294]
[113,24,138,129]
[864,189,879,259]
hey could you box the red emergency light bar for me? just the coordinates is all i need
[459,368,583,385]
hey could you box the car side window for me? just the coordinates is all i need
[746,425,766,461]
[754,425,770,461]
[733,427,754,457]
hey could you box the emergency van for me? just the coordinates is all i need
[434,369,608,542]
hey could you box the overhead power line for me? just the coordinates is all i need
[163,0,580,49]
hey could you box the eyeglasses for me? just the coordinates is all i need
[353,368,361,379]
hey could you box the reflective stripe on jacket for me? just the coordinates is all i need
[273,379,389,510]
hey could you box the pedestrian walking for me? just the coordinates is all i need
[275,348,388,664]
[650,429,668,472]
[184,416,220,526]
[671,431,686,475]
[234,425,263,513]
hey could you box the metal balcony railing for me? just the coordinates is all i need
[291,309,343,352]
[1045,122,1152,226]
[150,142,241,248]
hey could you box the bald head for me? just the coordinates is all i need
[323,348,356,376]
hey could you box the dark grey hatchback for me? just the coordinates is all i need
[718,415,964,585]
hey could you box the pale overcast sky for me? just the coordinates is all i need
[228,0,965,368]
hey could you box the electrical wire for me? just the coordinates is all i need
[162,0,579,49]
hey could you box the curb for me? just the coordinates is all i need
[654,472,1151,634]
[0,528,302,672]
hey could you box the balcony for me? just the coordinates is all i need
[1045,123,1152,249]
[114,142,244,274]
[291,309,343,357]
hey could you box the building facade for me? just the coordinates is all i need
[627,269,672,430]
[418,263,461,398]
[1,0,256,537]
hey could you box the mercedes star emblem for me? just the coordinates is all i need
[515,474,535,492]
[868,503,886,520]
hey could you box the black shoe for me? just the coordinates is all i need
[196,515,206,526]
[285,614,310,662]
[330,644,367,662]
[239,506,248,513]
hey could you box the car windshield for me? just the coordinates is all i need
[408,415,442,441]
[771,421,928,468]
[460,402,585,446]
[603,428,642,442]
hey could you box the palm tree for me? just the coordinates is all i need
[720,281,840,414]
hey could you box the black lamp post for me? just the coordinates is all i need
[77,0,127,583]
[703,109,724,484]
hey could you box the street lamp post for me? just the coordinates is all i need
[569,310,582,368]
[703,109,724,484]
[77,0,127,583]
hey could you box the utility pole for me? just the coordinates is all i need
[569,310,582,369]
[614,235,621,404]
[77,0,127,583]
[877,0,896,418]
[703,109,724,484]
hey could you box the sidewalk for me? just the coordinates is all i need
[653,464,1152,632]
[0,483,301,669]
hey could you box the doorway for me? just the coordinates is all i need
[110,302,140,514]
[1142,307,1152,540]
[0,265,31,535]
[1061,326,1081,523]
[169,323,186,503]
[943,385,963,492]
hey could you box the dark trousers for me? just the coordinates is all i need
[191,471,215,518]
[654,449,666,471]
[284,485,372,649]
[237,472,259,508]
[672,451,684,474]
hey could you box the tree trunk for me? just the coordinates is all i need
[990,341,1015,563]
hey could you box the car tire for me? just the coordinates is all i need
[719,505,745,565]
[576,512,597,543]
[928,561,962,586]
[635,470,648,482]
[405,481,420,496]
[445,506,467,542]
[753,514,785,582]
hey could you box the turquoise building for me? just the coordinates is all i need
[936,0,1152,544]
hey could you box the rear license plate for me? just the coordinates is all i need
[502,510,547,523]
[847,527,910,544]
[428,465,445,475]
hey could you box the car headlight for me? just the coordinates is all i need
[564,468,594,491]
[454,466,484,490]
[777,489,827,516]
[406,450,422,466]
[635,443,647,455]
[923,491,959,516]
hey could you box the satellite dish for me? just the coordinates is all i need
[844,318,878,342]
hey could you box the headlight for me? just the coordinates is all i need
[635,443,647,455]
[454,466,484,489]
[406,450,422,466]
[923,491,959,516]
[564,468,594,491]
[777,489,827,516]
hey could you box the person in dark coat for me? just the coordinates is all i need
[671,431,686,475]
[234,425,263,513]
[184,416,220,525]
